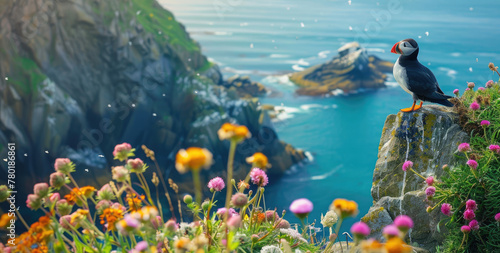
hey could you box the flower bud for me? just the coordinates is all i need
[0,185,10,202]
[183,194,193,204]
[201,200,210,211]
[56,199,73,216]
[34,183,49,198]
[50,172,66,189]
[231,193,248,208]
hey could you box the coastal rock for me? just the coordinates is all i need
[0,0,304,223]
[290,42,393,96]
[362,105,469,252]
[223,75,268,98]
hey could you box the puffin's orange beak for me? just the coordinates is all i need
[391,42,400,54]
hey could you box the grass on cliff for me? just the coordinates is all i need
[435,74,500,252]
[7,56,46,95]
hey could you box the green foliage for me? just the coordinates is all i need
[8,57,46,95]
[435,79,500,252]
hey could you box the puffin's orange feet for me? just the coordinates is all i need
[400,101,423,112]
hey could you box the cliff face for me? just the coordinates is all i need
[362,105,469,252]
[0,0,304,204]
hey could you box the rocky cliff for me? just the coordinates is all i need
[290,42,393,96]
[0,0,304,213]
[361,105,468,252]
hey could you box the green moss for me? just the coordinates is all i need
[130,0,200,52]
[8,57,46,95]
[361,207,384,223]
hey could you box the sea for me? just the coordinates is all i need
[160,0,500,235]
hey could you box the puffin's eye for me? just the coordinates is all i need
[403,43,407,47]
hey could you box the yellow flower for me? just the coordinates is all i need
[126,193,145,212]
[361,238,384,253]
[132,206,159,222]
[217,123,251,142]
[70,209,89,227]
[175,147,213,173]
[385,237,412,253]
[331,198,358,218]
[246,152,270,169]
[100,205,125,231]
[149,13,154,18]
[0,213,15,228]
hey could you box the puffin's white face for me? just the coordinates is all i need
[391,40,418,56]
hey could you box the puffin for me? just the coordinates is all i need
[391,38,453,112]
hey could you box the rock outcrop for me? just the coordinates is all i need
[362,105,469,252]
[223,75,268,98]
[290,42,393,96]
[0,0,304,220]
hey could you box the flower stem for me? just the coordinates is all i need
[153,158,176,220]
[224,140,237,219]
[192,170,202,207]
[409,168,426,181]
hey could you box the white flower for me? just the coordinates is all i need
[279,228,307,243]
[321,210,339,227]
[260,245,283,253]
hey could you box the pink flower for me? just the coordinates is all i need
[216,208,238,218]
[126,158,145,172]
[134,241,149,251]
[59,215,73,230]
[402,160,413,171]
[486,80,494,88]
[112,166,130,182]
[382,224,400,237]
[458,143,471,152]
[227,215,242,230]
[465,88,471,91]
[425,176,434,186]
[461,225,471,233]
[231,193,248,208]
[453,89,459,96]
[463,209,475,221]
[289,198,313,218]
[495,213,500,222]
[50,172,66,188]
[265,210,279,222]
[466,199,477,211]
[478,87,485,91]
[33,183,49,198]
[394,215,414,232]
[207,177,225,192]
[113,143,133,161]
[250,168,269,187]
[350,221,370,237]
[469,220,479,230]
[466,160,478,170]
[54,158,73,174]
[26,194,41,210]
[489,144,500,154]
[481,120,490,126]
[468,82,475,89]
[470,101,480,111]
[164,219,178,232]
[425,186,436,197]
[441,203,452,216]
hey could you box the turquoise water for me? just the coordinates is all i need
[161,0,500,233]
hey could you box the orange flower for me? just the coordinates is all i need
[175,147,213,173]
[331,198,358,218]
[385,237,412,253]
[64,186,95,206]
[217,123,251,142]
[246,152,270,169]
[70,209,89,228]
[361,238,384,252]
[237,180,250,190]
[15,215,53,252]
[126,193,145,212]
[0,213,15,228]
[100,205,125,231]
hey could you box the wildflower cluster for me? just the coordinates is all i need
[403,67,500,252]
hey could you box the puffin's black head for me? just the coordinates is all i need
[391,38,418,56]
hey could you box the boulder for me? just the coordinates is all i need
[290,42,393,96]
[362,105,469,252]
[223,75,268,98]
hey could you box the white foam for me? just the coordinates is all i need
[214,31,232,36]
[261,75,295,86]
[438,67,457,78]
[386,81,399,87]
[292,64,305,71]
[318,50,331,58]
[300,104,323,111]
[270,54,291,58]
[366,48,386,53]
[450,52,461,57]
[331,89,344,96]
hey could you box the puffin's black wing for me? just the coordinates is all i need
[406,63,453,106]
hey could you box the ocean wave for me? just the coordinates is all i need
[366,48,386,53]
[318,50,331,58]
[299,104,324,111]
[385,81,399,87]
[292,64,305,71]
[262,75,292,85]
[438,67,457,78]
[450,52,461,57]
[270,54,291,58]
